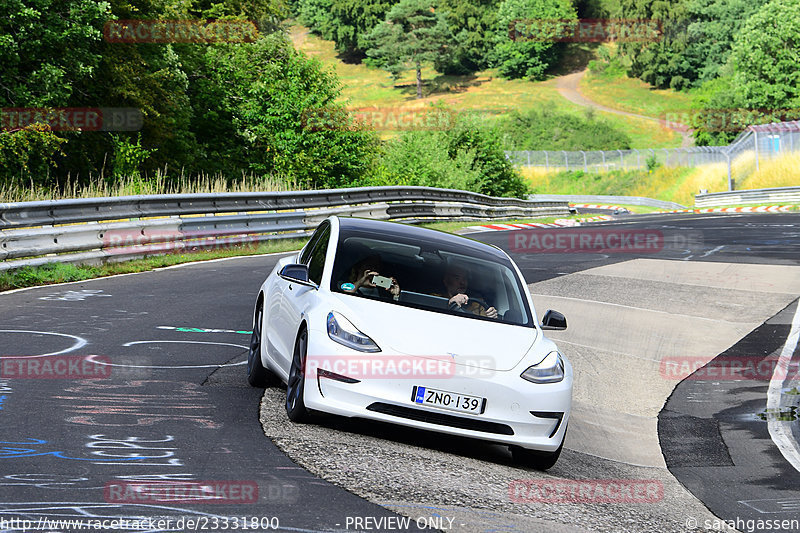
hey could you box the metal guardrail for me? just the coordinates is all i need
[694,186,800,208]
[0,186,569,271]
[528,194,686,210]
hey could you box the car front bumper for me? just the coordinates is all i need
[303,333,572,452]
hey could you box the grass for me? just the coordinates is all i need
[580,69,695,121]
[521,165,717,206]
[739,152,800,190]
[291,25,683,149]
[519,150,800,206]
[0,172,294,203]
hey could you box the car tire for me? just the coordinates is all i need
[511,431,565,471]
[247,302,277,387]
[286,327,310,423]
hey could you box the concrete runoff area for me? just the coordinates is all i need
[535,258,800,467]
[259,257,800,532]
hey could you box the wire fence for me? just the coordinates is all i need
[505,120,800,191]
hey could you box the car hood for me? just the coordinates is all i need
[330,294,537,371]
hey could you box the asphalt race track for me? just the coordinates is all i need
[1,211,798,533]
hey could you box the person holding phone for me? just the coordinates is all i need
[342,254,400,300]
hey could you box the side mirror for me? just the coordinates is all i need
[540,309,567,330]
[279,264,317,288]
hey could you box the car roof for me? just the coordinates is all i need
[334,216,508,261]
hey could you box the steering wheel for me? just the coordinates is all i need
[449,296,490,314]
[448,301,467,313]
[469,297,489,310]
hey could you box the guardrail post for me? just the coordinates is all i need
[725,153,733,191]
[754,131,760,171]
[563,151,568,171]
[601,151,606,170]
[581,151,587,172]
[617,149,623,168]
[544,151,549,171]
[663,149,670,166]
[527,151,531,167]
[634,149,640,169]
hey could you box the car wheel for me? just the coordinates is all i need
[511,431,565,471]
[286,327,310,423]
[247,303,276,387]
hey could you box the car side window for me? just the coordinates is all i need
[306,224,331,285]
[299,223,327,265]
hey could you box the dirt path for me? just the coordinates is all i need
[556,70,694,148]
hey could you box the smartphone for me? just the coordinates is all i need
[371,275,393,289]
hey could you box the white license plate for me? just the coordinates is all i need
[412,386,485,414]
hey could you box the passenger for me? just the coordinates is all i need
[342,254,400,300]
[437,263,498,319]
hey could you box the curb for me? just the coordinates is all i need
[570,203,624,211]
[466,216,612,232]
[691,205,795,213]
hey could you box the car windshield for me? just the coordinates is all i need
[330,227,534,327]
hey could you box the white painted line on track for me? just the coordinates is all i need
[767,300,800,473]
[701,245,725,257]
[533,293,739,325]
[0,330,88,359]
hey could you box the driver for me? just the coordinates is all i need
[438,263,498,319]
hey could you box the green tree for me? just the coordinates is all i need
[492,0,577,80]
[364,0,454,99]
[328,0,397,59]
[295,0,336,40]
[0,0,110,107]
[727,0,800,110]
[618,0,768,90]
[436,0,499,74]
[684,0,769,85]
[205,33,378,187]
[377,113,528,198]
[691,0,800,144]
[0,124,66,186]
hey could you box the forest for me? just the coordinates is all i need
[1,0,797,198]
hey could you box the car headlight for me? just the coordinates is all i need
[327,311,381,352]
[521,351,564,383]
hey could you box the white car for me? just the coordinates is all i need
[247,216,572,469]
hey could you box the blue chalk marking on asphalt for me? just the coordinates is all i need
[0,439,148,462]
[0,395,5,410]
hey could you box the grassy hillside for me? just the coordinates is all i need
[290,26,684,149]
